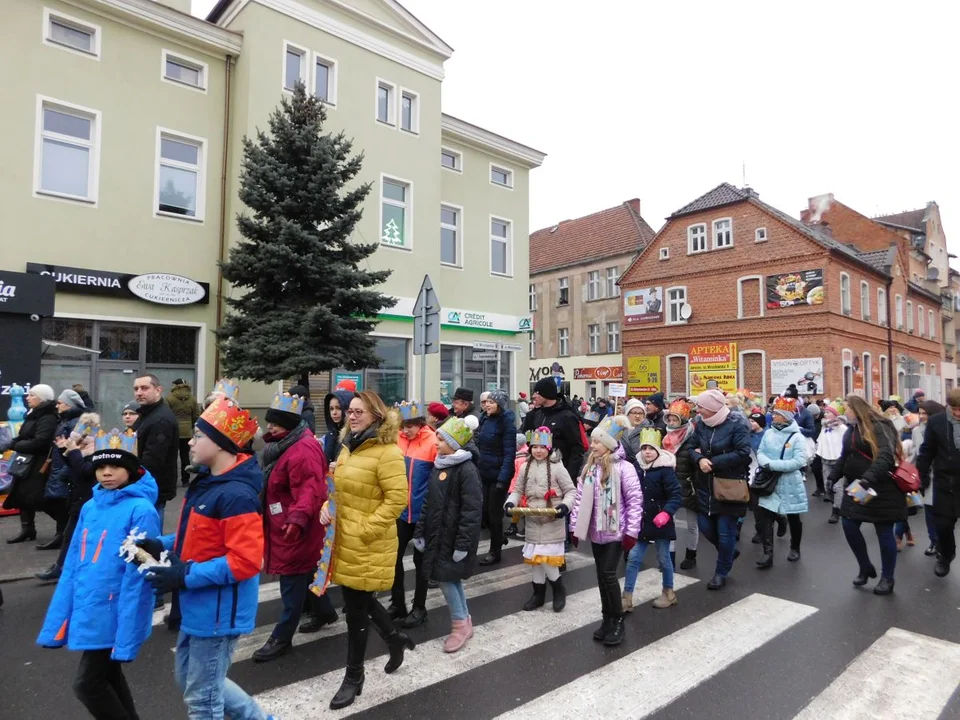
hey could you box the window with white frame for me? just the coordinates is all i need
[558,328,569,357]
[918,305,925,336]
[606,267,619,297]
[44,9,100,58]
[877,288,887,326]
[688,224,707,253]
[607,321,620,353]
[659,248,670,260]
[863,353,873,403]
[440,205,460,266]
[880,355,890,397]
[156,131,204,219]
[381,177,410,248]
[376,79,396,125]
[895,294,904,329]
[400,89,419,133]
[36,98,99,202]
[530,330,536,359]
[713,218,733,248]
[490,165,513,188]
[441,148,461,172]
[314,54,337,104]
[929,309,936,339]
[907,300,914,332]
[587,270,601,300]
[840,273,851,315]
[163,50,206,91]
[667,286,687,324]
[490,217,512,276]
[860,281,870,320]
[558,277,569,306]
[529,284,537,312]
[588,324,600,354]
[283,43,306,91]
[755,227,767,242]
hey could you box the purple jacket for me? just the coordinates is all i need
[569,446,643,544]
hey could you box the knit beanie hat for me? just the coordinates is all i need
[784,384,800,399]
[265,392,304,432]
[289,385,309,398]
[29,384,55,402]
[488,388,509,411]
[533,377,559,401]
[437,415,479,451]
[90,428,142,477]
[591,415,631,452]
[748,411,767,428]
[646,392,666,411]
[58,389,85,410]
[427,401,449,422]
[516,433,528,451]
[694,389,726,414]
[623,398,644,416]
[122,401,140,415]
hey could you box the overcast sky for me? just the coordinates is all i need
[192,1,959,261]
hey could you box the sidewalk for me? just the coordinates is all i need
[0,501,183,583]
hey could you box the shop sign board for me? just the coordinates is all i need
[0,270,55,316]
[574,366,624,381]
[26,263,209,305]
[626,356,660,395]
[128,273,206,306]
[766,270,824,309]
[690,370,738,394]
[333,372,363,392]
[688,342,738,370]
[770,358,824,395]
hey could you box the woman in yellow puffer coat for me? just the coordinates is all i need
[321,390,413,710]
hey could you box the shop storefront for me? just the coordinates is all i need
[529,354,623,400]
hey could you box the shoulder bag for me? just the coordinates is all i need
[705,429,750,504]
[752,433,796,497]
[853,445,920,494]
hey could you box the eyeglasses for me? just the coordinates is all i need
[346,408,367,417]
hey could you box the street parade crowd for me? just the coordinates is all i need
[0,371,958,719]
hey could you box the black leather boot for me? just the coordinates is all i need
[603,616,626,646]
[479,551,501,566]
[548,577,566,612]
[252,637,291,663]
[873,577,895,595]
[37,534,63,551]
[383,630,415,674]
[330,621,367,710]
[679,549,697,570]
[7,523,37,544]
[756,516,773,569]
[522,582,546,611]
[593,616,611,641]
[35,563,62,582]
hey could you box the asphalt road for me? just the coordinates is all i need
[3,496,960,719]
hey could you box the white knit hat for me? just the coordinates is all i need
[623,398,644,416]
[29,384,55,402]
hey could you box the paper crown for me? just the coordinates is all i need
[526,426,553,448]
[582,411,602,425]
[396,401,422,421]
[665,399,691,422]
[595,416,630,442]
[773,396,798,414]
[213,379,239,400]
[638,427,662,449]
[94,428,137,454]
[73,419,97,437]
[199,396,259,450]
[270,392,303,416]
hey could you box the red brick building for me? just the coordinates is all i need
[618,183,943,403]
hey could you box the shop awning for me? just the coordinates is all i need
[41,340,101,358]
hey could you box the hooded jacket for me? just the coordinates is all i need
[321,389,354,466]
[397,424,437,524]
[3,400,59,511]
[688,414,752,517]
[414,445,483,583]
[521,396,588,480]
[569,445,643,544]
[37,472,161,661]
[331,413,407,592]
[635,448,683,541]
[475,403,517,486]
[134,398,180,503]
[506,454,575,545]
[757,420,809,516]
[160,456,264,637]
[166,383,201,439]
[916,411,960,517]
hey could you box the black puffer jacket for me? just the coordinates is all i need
[917,412,960,518]
[414,446,483,583]
[521,397,587,480]
[134,399,180,503]
[2,400,59,510]
[830,419,906,524]
[688,416,752,518]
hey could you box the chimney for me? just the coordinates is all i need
[743,186,759,199]
[153,0,192,14]
[625,198,641,215]
[819,221,833,238]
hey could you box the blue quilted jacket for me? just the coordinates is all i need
[757,422,809,515]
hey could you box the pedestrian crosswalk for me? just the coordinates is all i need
[201,543,960,719]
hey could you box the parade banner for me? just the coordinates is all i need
[626,356,660,395]
[623,287,663,325]
[766,270,825,309]
[770,358,824,395]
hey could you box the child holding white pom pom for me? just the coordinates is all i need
[37,428,160,719]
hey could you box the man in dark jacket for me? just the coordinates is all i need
[522,378,587,480]
[133,374,180,528]
[644,392,668,435]
[289,385,317,435]
[451,387,480,420]
[917,388,960,578]
[167,379,200,486]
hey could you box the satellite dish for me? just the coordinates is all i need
[680,303,693,320]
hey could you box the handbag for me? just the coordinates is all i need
[9,453,38,482]
[752,432,796,497]
[712,476,750,504]
[853,446,920,494]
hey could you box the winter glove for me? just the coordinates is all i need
[135,537,165,562]
[146,551,191,593]
[452,550,467,562]
[554,503,570,518]
[653,511,671,528]
[622,535,638,554]
[503,501,516,517]
[413,537,425,553]
[568,532,579,548]
[282,523,302,542]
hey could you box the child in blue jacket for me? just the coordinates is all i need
[37,428,160,719]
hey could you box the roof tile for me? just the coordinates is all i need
[669,182,750,218]
[874,208,926,232]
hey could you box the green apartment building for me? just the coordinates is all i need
[1,0,544,425]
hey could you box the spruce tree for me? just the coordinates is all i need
[218,83,392,383]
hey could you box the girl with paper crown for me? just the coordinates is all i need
[504,426,576,612]
[569,416,643,647]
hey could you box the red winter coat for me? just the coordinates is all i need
[262,430,328,575]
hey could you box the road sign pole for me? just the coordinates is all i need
[420,299,427,408]
[496,347,502,393]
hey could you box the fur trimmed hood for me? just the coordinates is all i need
[639,446,677,471]
[339,408,402,446]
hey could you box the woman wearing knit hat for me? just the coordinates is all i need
[662,399,700,571]
[689,389,752,590]
[569,416,643,646]
[754,397,809,568]
[475,389,517,566]
[426,401,449,429]
[413,415,482,653]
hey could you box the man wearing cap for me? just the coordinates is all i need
[522,378,588,480]
[167,378,201,488]
[451,388,480,421]
[121,402,140,429]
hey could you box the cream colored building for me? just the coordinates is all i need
[1,0,543,425]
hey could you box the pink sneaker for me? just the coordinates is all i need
[443,619,471,653]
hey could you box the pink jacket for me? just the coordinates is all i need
[569,446,643,544]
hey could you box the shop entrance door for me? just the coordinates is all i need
[97,365,139,428]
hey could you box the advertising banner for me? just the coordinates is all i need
[623,287,663,325]
[574,366,624,381]
[626,356,660,395]
[766,269,824,309]
[770,358,824,395]
[689,370,738,395]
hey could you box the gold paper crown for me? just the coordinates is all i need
[773,396,798,413]
[213,379,239,400]
[526,426,553,448]
[666,399,691,422]
[199,396,259,449]
[596,417,629,443]
[638,427,662,449]
[94,428,137,454]
[396,401,421,421]
[270,392,303,415]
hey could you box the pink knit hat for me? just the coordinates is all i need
[694,389,726,413]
